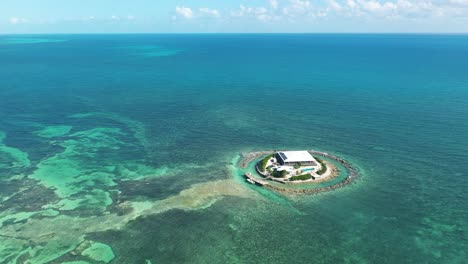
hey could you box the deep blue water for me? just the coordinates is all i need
[0,34,467,263]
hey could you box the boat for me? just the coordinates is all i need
[246,178,255,184]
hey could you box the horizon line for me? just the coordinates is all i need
[1,32,468,36]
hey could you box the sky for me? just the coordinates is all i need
[1,0,468,33]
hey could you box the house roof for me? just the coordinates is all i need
[278,151,315,163]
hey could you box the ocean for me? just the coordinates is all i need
[0,34,467,263]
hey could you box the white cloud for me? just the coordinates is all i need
[317,0,460,19]
[175,6,194,19]
[290,0,312,11]
[270,0,279,9]
[448,0,468,5]
[9,17,28,25]
[169,1,468,25]
[347,0,357,8]
[231,5,275,21]
[359,0,382,12]
[329,0,343,11]
[199,7,221,17]
[282,0,312,16]
[78,16,96,22]
[65,15,136,23]
[173,6,220,20]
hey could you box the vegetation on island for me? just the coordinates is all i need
[261,154,274,171]
[271,169,288,178]
[290,174,313,181]
[315,157,327,175]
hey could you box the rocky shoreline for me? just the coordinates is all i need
[239,150,360,195]
[239,151,272,168]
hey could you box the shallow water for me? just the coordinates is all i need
[0,34,467,263]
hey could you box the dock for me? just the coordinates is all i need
[245,172,269,186]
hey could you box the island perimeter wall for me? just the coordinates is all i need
[240,150,360,195]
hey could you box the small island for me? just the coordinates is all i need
[240,150,359,195]
[257,150,334,183]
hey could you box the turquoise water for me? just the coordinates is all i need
[0,34,467,263]
[302,168,314,172]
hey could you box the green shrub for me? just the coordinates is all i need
[293,163,301,169]
[261,154,274,171]
[315,157,327,175]
[271,169,287,178]
[290,174,313,181]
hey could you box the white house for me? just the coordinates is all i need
[276,151,317,166]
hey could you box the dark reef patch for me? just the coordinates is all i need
[0,179,58,212]
[88,200,239,264]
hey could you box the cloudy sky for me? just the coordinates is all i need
[1,0,467,33]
